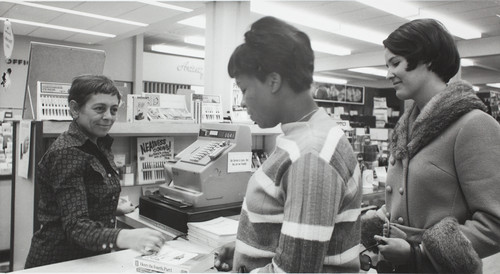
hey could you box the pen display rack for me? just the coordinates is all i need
[138,160,167,184]
[36,81,72,121]
[191,94,223,123]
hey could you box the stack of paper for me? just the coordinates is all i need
[187,217,238,249]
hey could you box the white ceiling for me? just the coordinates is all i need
[1,1,500,91]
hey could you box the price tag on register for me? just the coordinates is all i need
[227,152,252,173]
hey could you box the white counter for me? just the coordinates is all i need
[14,210,215,273]
[16,249,139,273]
[12,208,500,273]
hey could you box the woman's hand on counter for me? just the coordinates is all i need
[214,241,235,271]
[116,228,166,254]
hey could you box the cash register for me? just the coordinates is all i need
[139,123,253,233]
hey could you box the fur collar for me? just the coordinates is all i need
[390,81,487,160]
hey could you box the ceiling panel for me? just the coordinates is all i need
[63,32,108,45]
[3,24,38,37]
[0,0,498,90]
[48,13,109,30]
[65,1,146,18]
[3,5,61,23]
[28,27,79,42]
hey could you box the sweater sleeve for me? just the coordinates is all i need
[255,152,346,273]
[454,111,500,258]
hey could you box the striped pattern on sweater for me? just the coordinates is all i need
[233,108,362,273]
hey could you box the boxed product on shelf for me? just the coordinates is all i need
[127,93,194,123]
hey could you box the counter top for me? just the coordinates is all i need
[16,249,139,273]
[14,211,215,273]
[13,208,500,273]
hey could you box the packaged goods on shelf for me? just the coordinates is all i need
[127,94,194,123]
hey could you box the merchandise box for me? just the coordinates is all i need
[127,93,194,123]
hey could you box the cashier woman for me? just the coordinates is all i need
[25,75,165,268]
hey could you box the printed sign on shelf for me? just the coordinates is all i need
[137,137,174,184]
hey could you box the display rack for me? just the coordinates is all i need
[36,82,72,121]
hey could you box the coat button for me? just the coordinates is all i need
[397,217,404,224]
[102,243,107,249]
[386,185,392,193]
[107,173,112,178]
[399,187,404,195]
[111,218,115,223]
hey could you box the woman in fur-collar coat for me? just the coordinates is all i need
[361,19,500,273]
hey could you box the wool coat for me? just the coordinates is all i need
[383,81,500,272]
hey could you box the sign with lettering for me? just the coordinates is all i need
[227,152,252,173]
[3,20,14,59]
[143,52,204,86]
[137,136,174,184]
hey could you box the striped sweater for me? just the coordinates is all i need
[233,108,362,273]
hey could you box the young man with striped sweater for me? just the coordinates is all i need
[214,16,362,273]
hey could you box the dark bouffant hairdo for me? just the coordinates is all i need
[383,18,460,83]
[67,74,121,106]
[228,16,314,93]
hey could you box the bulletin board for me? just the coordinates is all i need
[22,42,106,120]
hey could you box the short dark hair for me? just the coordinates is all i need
[67,74,121,106]
[228,16,314,93]
[383,18,460,83]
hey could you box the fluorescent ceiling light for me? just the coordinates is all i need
[337,24,387,45]
[251,1,340,33]
[348,67,387,77]
[178,15,205,29]
[417,10,481,39]
[357,0,420,18]
[486,83,500,88]
[461,58,475,67]
[357,0,481,39]
[313,76,347,85]
[137,0,193,12]
[311,41,351,56]
[5,0,147,27]
[0,17,115,38]
[184,36,205,46]
[251,1,385,44]
[151,44,204,58]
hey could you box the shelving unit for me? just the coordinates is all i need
[42,121,200,137]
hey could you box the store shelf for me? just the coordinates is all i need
[42,121,200,137]
[41,121,283,137]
